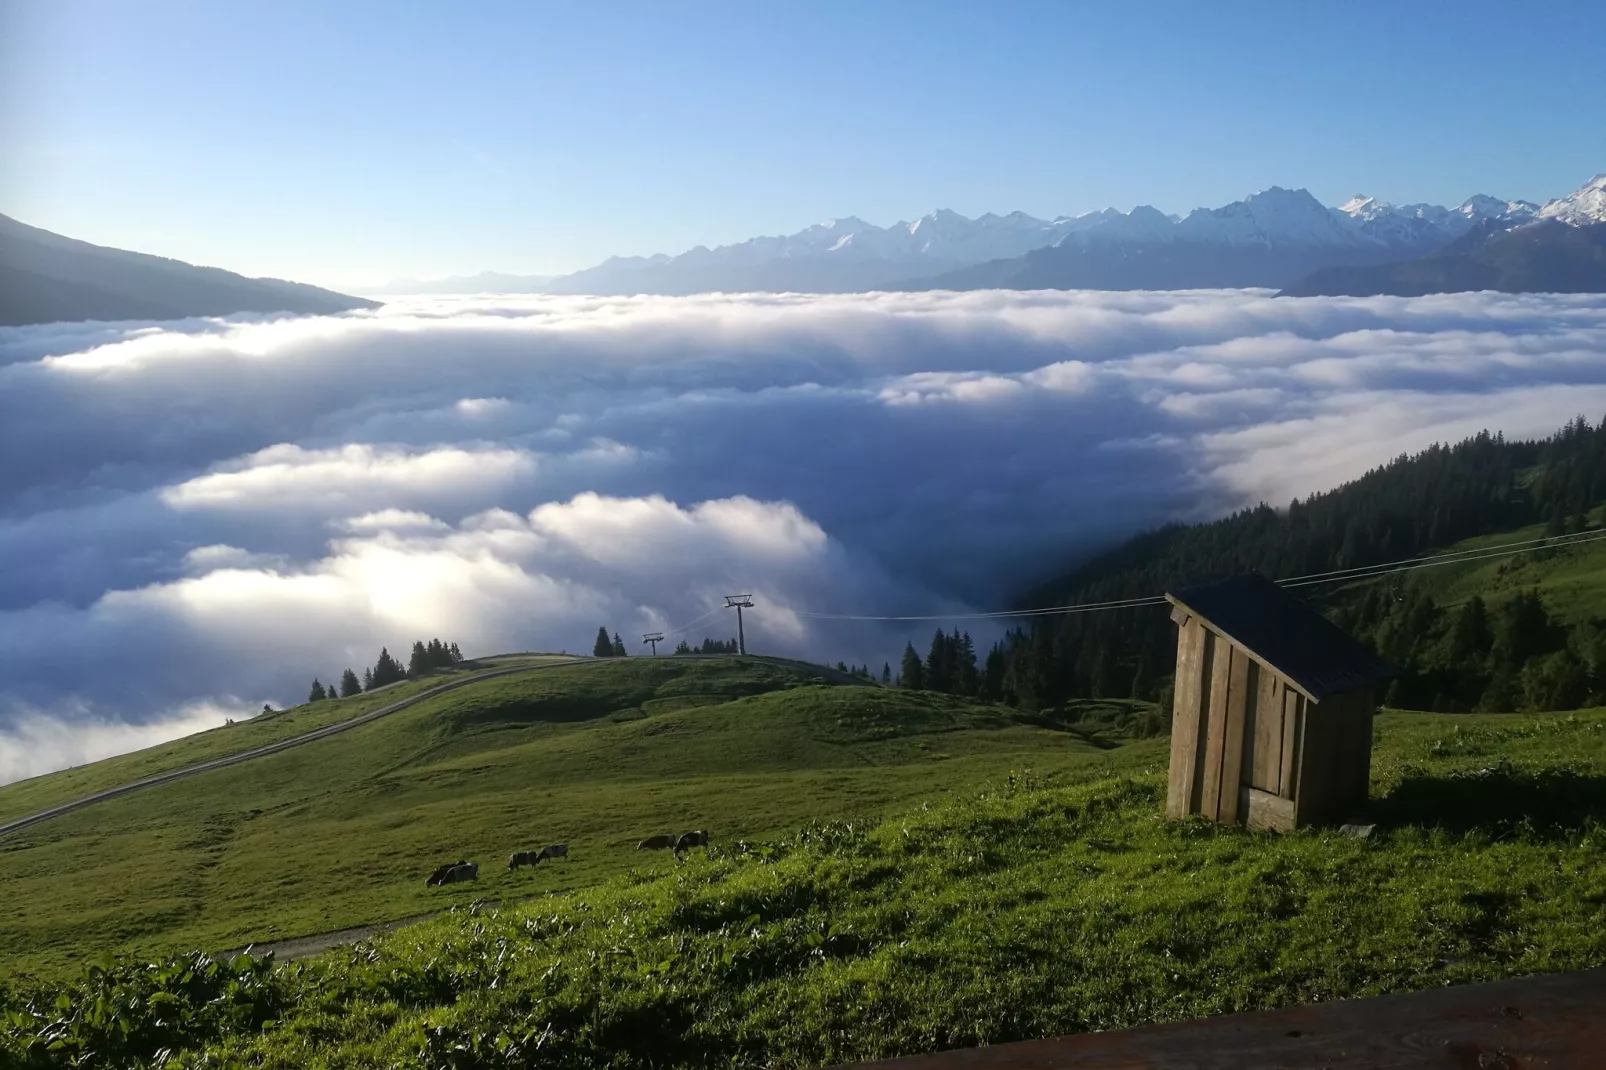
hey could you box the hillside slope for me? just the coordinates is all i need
[7,704,1606,1067]
[1280,219,1606,296]
[0,213,378,326]
[905,237,1417,292]
[962,417,1606,715]
[0,657,1139,976]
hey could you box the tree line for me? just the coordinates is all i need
[675,637,740,655]
[833,661,887,682]
[307,638,464,702]
[593,627,629,658]
[1330,574,1606,713]
[961,414,1606,714]
[591,628,748,657]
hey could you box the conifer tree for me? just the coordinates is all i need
[1088,644,1111,699]
[449,642,463,663]
[983,642,1006,700]
[408,641,431,678]
[363,667,374,691]
[340,668,362,698]
[371,647,405,687]
[1129,646,1154,701]
[881,662,892,685]
[675,640,692,655]
[308,679,327,703]
[594,627,614,658]
[924,629,949,693]
[612,632,627,657]
[957,631,979,695]
[1447,596,1491,661]
[899,642,924,690]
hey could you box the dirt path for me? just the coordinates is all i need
[225,914,436,962]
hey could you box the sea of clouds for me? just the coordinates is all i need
[3,288,1606,784]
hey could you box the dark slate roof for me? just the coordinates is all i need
[1165,572,1396,702]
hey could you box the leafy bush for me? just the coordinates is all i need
[1,951,282,1069]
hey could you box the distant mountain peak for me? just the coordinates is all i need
[1539,173,1606,226]
[1174,185,1360,246]
[1245,185,1320,203]
[1456,194,1540,221]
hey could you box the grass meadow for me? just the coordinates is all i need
[4,703,1604,1068]
[0,658,1151,980]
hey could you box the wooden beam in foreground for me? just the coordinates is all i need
[834,967,1606,1069]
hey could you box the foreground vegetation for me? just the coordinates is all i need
[5,705,1605,1068]
[0,658,1146,978]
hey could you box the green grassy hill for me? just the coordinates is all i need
[1370,520,1606,622]
[5,705,1604,1069]
[0,657,1147,978]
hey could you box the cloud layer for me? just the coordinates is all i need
[3,289,1605,783]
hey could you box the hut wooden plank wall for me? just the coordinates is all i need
[1165,574,1394,832]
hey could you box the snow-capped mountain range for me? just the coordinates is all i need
[408,173,1604,296]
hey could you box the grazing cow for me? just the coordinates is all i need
[674,830,709,857]
[508,850,540,871]
[637,834,677,851]
[440,862,478,884]
[426,860,467,887]
[537,843,568,861]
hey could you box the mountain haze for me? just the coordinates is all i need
[501,181,1576,296]
[372,271,558,295]
[538,209,1096,295]
[0,214,378,327]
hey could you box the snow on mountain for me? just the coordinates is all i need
[1060,185,1521,252]
[1167,187,1360,246]
[1336,192,1539,248]
[1058,204,1178,245]
[1337,196,1457,247]
[1539,174,1606,226]
[673,210,1082,267]
[1457,194,1541,223]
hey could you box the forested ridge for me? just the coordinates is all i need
[897,416,1606,715]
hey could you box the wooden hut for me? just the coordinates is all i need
[1164,573,1395,831]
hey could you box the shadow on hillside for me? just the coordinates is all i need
[1372,763,1606,839]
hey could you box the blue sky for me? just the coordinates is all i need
[2,0,1602,289]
